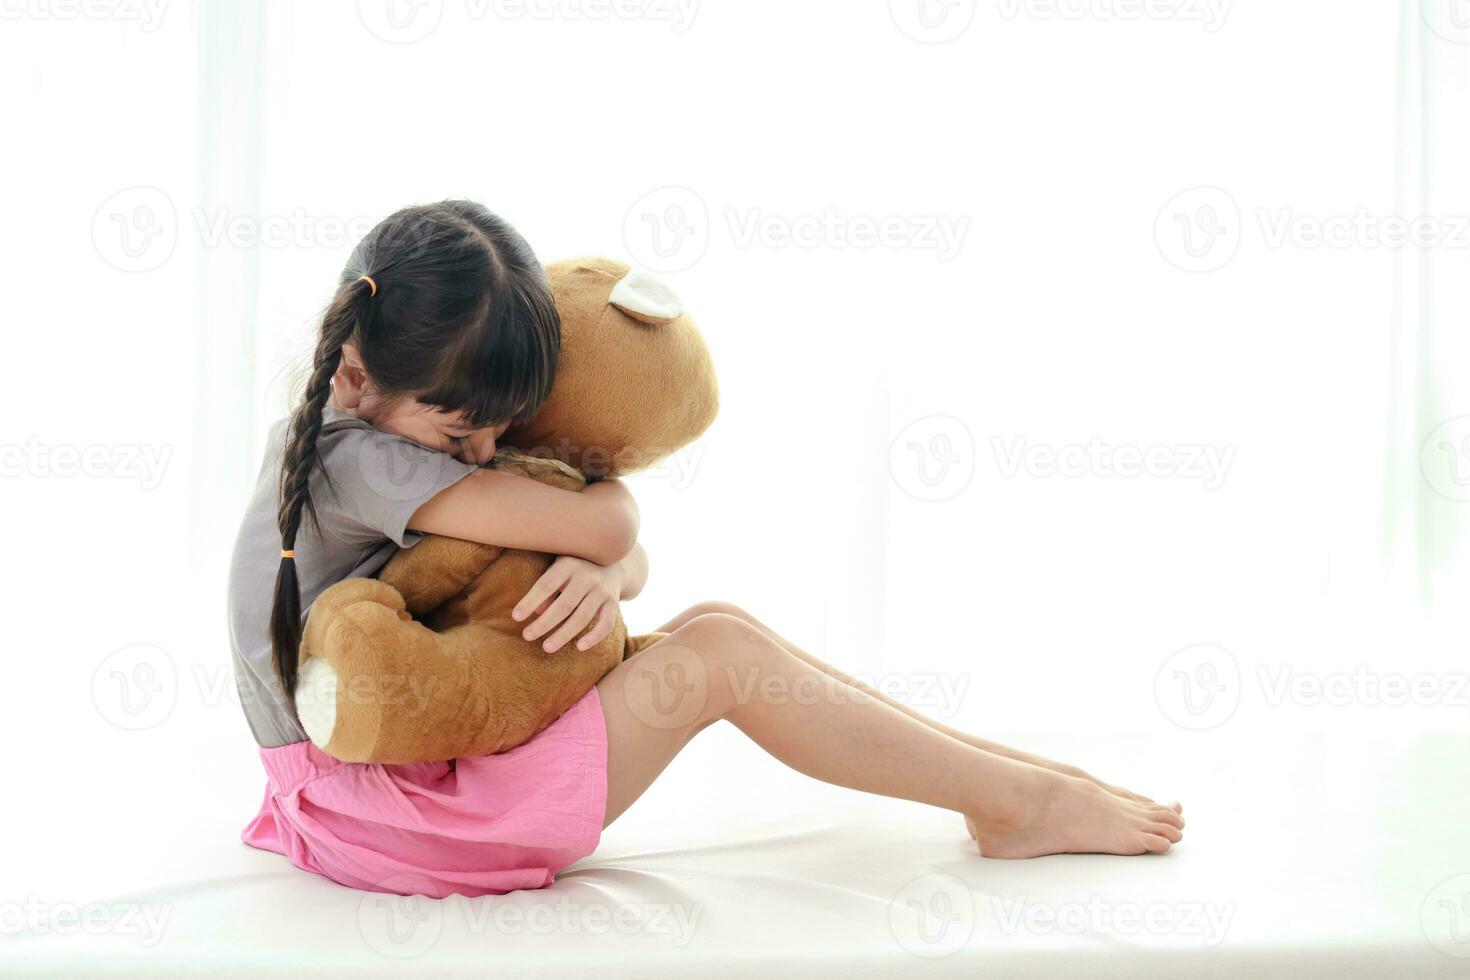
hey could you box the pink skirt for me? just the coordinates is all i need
[241,687,608,898]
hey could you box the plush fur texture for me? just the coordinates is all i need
[295,259,717,764]
[504,258,719,479]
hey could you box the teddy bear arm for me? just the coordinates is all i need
[378,534,503,616]
[494,451,588,492]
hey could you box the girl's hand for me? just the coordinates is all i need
[513,556,624,653]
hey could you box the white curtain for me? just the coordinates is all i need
[1383,0,1470,605]
[174,0,1470,740]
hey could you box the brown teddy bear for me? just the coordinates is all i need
[292,257,718,764]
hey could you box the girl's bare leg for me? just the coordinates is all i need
[654,602,1174,810]
[600,613,1185,858]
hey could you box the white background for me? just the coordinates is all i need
[3,0,1469,907]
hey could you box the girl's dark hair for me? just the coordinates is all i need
[270,200,560,701]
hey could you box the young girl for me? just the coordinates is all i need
[229,200,1184,899]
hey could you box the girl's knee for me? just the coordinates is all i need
[670,612,768,660]
[680,600,753,625]
[662,613,787,719]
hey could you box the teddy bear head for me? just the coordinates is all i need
[501,257,718,479]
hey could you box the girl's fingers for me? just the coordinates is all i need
[576,601,619,651]
[514,561,571,622]
[542,596,601,653]
[523,583,587,642]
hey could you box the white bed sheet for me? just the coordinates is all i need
[5,732,1468,978]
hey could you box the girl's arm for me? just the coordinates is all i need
[614,542,650,601]
[407,468,639,565]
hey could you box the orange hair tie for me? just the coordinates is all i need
[281,550,296,560]
[358,275,378,297]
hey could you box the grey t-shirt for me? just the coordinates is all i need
[227,403,478,747]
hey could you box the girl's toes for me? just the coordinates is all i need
[1148,822,1183,843]
[1141,833,1172,854]
[1149,806,1185,829]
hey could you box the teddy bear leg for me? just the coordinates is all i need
[378,536,503,616]
[295,657,340,748]
[295,577,417,760]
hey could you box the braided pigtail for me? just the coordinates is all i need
[269,278,373,701]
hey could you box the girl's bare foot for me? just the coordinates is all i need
[966,741,1180,812]
[963,766,1181,840]
[966,768,1185,858]
[1068,768,1182,812]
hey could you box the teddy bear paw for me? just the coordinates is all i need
[295,657,339,749]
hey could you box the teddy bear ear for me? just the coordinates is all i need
[609,268,682,326]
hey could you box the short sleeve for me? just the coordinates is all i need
[311,424,478,548]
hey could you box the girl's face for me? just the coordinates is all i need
[373,402,508,465]
[333,343,508,464]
